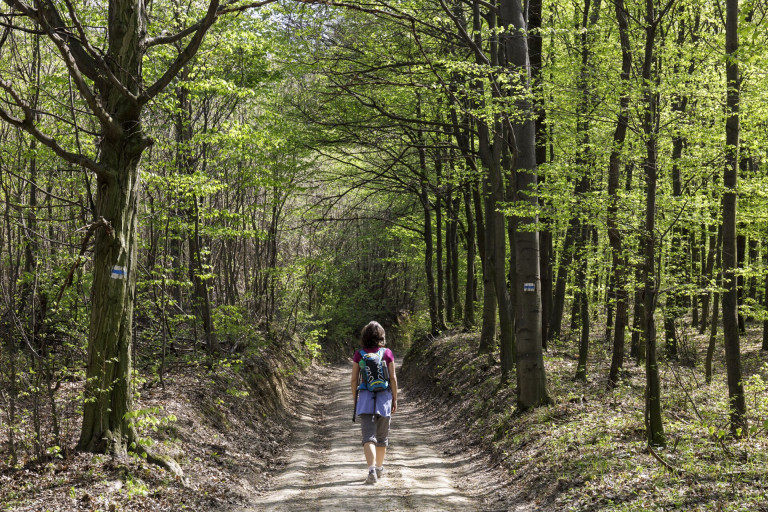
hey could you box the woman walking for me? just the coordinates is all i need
[351,321,398,484]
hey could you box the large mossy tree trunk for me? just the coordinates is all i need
[78,0,149,454]
[78,137,144,454]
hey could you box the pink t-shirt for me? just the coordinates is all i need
[353,347,394,364]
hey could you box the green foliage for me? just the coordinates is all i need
[125,407,178,450]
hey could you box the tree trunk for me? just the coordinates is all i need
[78,137,144,454]
[630,268,645,363]
[641,0,664,447]
[420,178,439,335]
[690,229,700,327]
[723,0,747,436]
[478,6,515,377]
[477,176,496,352]
[606,0,630,386]
[481,131,515,376]
[736,232,746,332]
[762,242,768,350]
[436,157,447,329]
[574,224,590,381]
[573,0,601,382]
[499,0,549,408]
[450,193,462,322]
[705,226,723,384]
[529,0,551,349]
[699,223,718,334]
[189,196,216,354]
[665,12,697,355]
[551,220,576,342]
[463,185,477,329]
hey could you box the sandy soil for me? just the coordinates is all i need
[239,363,487,512]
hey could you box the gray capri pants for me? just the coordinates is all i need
[359,414,390,447]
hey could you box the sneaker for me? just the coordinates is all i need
[365,469,377,484]
[375,466,385,479]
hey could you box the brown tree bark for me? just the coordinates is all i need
[705,226,723,384]
[463,184,477,330]
[435,156,448,330]
[699,223,718,334]
[723,0,747,436]
[640,0,665,447]
[606,0,631,391]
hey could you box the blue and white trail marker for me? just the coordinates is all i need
[111,266,126,280]
[523,282,535,292]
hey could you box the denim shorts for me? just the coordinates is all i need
[359,414,390,447]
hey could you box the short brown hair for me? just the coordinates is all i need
[361,321,386,348]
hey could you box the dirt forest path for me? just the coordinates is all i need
[244,363,488,512]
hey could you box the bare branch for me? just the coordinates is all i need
[0,80,109,178]
[144,24,201,49]
[217,0,284,14]
[44,29,123,139]
[141,0,223,103]
[5,0,105,84]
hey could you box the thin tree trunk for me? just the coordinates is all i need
[436,157,447,330]
[529,0,551,349]
[631,266,645,362]
[691,229,699,327]
[607,0,631,389]
[699,223,717,334]
[451,192,462,322]
[607,0,632,391]
[665,12,697,356]
[551,220,576,342]
[723,0,747,436]
[736,232,746,332]
[641,0,664,447]
[463,185,477,329]
[445,188,455,325]
[574,224,591,381]
[762,242,768,350]
[420,177,439,335]
[706,226,723,384]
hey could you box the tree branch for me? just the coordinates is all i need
[141,0,223,103]
[60,0,141,106]
[4,0,104,84]
[0,81,109,178]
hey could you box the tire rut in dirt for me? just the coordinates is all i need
[245,364,479,511]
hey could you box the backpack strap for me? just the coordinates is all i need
[358,349,368,391]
